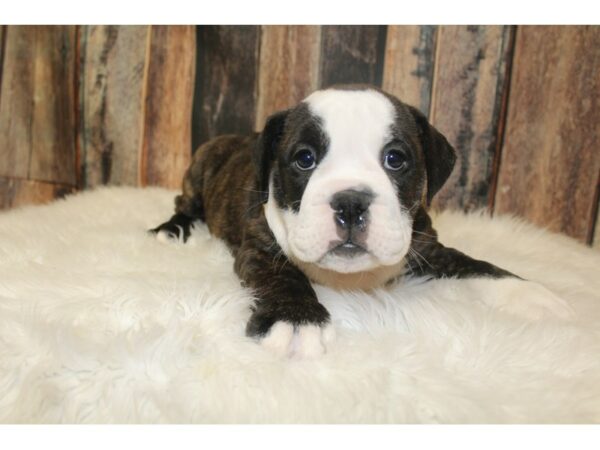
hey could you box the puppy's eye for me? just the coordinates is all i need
[383,149,408,171]
[293,147,317,170]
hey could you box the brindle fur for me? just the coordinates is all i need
[151,93,513,338]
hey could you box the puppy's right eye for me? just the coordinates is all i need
[293,147,317,171]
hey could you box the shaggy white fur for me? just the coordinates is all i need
[0,187,599,423]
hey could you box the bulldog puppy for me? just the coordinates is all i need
[152,85,572,358]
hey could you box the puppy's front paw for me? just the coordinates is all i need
[149,213,196,243]
[247,302,334,359]
[475,278,574,320]
[260,322,335,359]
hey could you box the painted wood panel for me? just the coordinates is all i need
[319,25,387,88]
[192,25,260,151]
[79,25,150,187]
[495,26,600,243]
[0,176,74,209]
[429,25,513,211]
[143,26,195,189]
[255,25,321,130]
[382,25,437,116]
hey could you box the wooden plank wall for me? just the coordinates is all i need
[0,25,599,248]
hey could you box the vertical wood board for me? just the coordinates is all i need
[429,25,513,211]
[79,25,150,187]
[255,25,321,130]
[143,25,195,189]
[495,26,600,242]
[382,25,437,116]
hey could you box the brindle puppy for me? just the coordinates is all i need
[152,85,571,358]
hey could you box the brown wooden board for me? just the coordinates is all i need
[193,26,260,151]
[28,26,77,185]
[255,26,321,131]
[319,25,387,88]
[0,25,6,103]
[382,25,437,116]
[142,26,195,189]
[495,26,600,243]
[594,204,600,250]
[429,25,514,212]
[79,25,151,187]
[0,176,75,210]
[0,26,36,179]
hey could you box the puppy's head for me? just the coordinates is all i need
[256,86,455,276]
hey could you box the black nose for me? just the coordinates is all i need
[330,189,374,231]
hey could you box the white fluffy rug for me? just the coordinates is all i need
[0,187,599,423]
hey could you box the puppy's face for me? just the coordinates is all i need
[257,87,455,275]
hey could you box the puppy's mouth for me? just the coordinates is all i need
[328,240,368,258]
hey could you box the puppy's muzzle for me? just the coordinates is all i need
[329,189,373,256]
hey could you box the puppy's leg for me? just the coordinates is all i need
[235,233,334,358]
[150,168,205,243]
[407,242,573,320]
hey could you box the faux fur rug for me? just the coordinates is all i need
[0,187,599,423]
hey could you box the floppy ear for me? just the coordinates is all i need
[408,106,457,206]
[254,110,290,204]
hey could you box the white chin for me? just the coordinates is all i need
[316,252,381,273]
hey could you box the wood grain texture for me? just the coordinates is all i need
[0,176,74,210]
[319,25,387,88]
[594,202,600,250]
[142,26,195,189]
[429,25,513,212]
[0,25,6,103]
[382,25,437,116]
[0,26,35,179]
[193,26,260,151]
[255,25,321,130]
[495,26,600,243]
[28,26,77,185]
[79,25,150,187]
[0,26,77,185]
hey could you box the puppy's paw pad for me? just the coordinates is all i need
[260,322,334,359]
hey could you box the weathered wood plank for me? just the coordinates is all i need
[382,25,437,116]
[255,25,321,130]
[142,26,195,189]
[0,176,75,210]
[193,25,260,151]
[79,25,150,187]
[495,26,600,243]
[319,25,387,88]
[429,25,514,211]
[0,25,6,102]
[593,199,600,250]
[28,26,77,185]
[0,26,35,179]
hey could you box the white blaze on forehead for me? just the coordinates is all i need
[303,88,396,161]
[265,87,413,284]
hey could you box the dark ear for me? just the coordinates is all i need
[408,106,456,205]
[254,109,290,204]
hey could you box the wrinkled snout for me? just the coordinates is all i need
[329,189,374,255]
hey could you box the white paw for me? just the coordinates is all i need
[475,278,574,320]
[155,228,196,245]
[156,229,176,244]
[260,322,335,359]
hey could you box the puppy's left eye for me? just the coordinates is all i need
[383,148,409,171]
